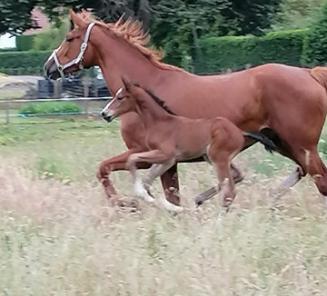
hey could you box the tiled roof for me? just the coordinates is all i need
[23,8,50,35]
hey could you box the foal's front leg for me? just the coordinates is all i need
[127,150,174,202]
[97,149,151,204]
[127,151,183,212]
[143,161,184,212]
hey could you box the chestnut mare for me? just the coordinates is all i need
[101,79,276,211]
[44,10,327,206]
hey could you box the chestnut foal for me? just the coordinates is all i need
[101,79,275,212]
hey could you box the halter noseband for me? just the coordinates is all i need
[46,22,96,78]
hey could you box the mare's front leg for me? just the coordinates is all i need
[97,149,150,204]
[160,164,181,206]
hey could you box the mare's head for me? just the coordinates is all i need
[44,10,98,79]
[44,10,178,80]
[101,78,140,122]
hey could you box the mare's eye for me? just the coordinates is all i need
[117,96,124,101]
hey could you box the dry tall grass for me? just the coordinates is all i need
[1,120,327,295]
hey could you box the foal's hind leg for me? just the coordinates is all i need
[214,161,236,208]
[195,164,243,206]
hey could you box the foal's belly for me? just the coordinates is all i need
[175,148,208,162]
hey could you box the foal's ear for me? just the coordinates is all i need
[69,9,87,29]
[121,76,132,91]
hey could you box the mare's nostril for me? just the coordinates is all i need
[101,111,106,117]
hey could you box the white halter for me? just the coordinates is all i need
[46,22,96,78]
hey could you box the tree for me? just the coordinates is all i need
[302,1,327,66]
[271,0,325,31]
[219,0,282,36]
[0,0,38,35]
[0,0,151,35]
[149,0,228,68]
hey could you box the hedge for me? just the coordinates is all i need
[0,50,52,75]
[16,35,35,51]
[196,29,308,73]
[19,102,82,116]
[302,2,327,66]
[0,29,309,76]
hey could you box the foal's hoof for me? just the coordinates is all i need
[222,198,233,210]
[109,196,140,211]
[117,198,140,209]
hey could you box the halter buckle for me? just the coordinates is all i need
[80,42,87,51]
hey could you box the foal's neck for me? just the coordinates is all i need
[92,27,182,95]
[134,93,173,128]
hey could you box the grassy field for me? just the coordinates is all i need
[1,118,327,295]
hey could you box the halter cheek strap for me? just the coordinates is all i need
[46,22,96,78]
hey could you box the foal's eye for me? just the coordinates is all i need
[117,96,124,101]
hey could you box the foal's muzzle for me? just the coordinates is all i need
[101,111,114,123]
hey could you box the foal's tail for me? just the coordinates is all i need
[310,67,327,90]
[243,132,277,153]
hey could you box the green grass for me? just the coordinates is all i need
[18,102,82,116]
[1,119,327,295]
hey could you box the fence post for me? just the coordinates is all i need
[82,77,92,116]
[5,101,10,124]
[53,80,62,98]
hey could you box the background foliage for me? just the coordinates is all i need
[1,0,327,73]
[302,1,327,66]
[197,29,307,73]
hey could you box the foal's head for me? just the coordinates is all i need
[44,10,98,79]
[101,79,140,122]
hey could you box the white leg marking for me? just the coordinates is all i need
[156,194,184,212]
[304,149,310,170]
[134,177,154,203]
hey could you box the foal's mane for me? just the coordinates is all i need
[83,12,182,72]
[141,87,176,115]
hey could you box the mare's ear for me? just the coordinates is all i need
[69,9,87,29]
[121,76,132,91]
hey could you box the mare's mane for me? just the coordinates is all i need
[80,12,183,72]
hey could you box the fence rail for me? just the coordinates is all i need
[0,96,112,124]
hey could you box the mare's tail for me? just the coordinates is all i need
[243,132,277,153]
[310,67,327,90]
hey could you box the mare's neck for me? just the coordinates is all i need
[92,27,175,94]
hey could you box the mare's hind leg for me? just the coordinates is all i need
[252,128,306,203]
[295,148,327,198]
